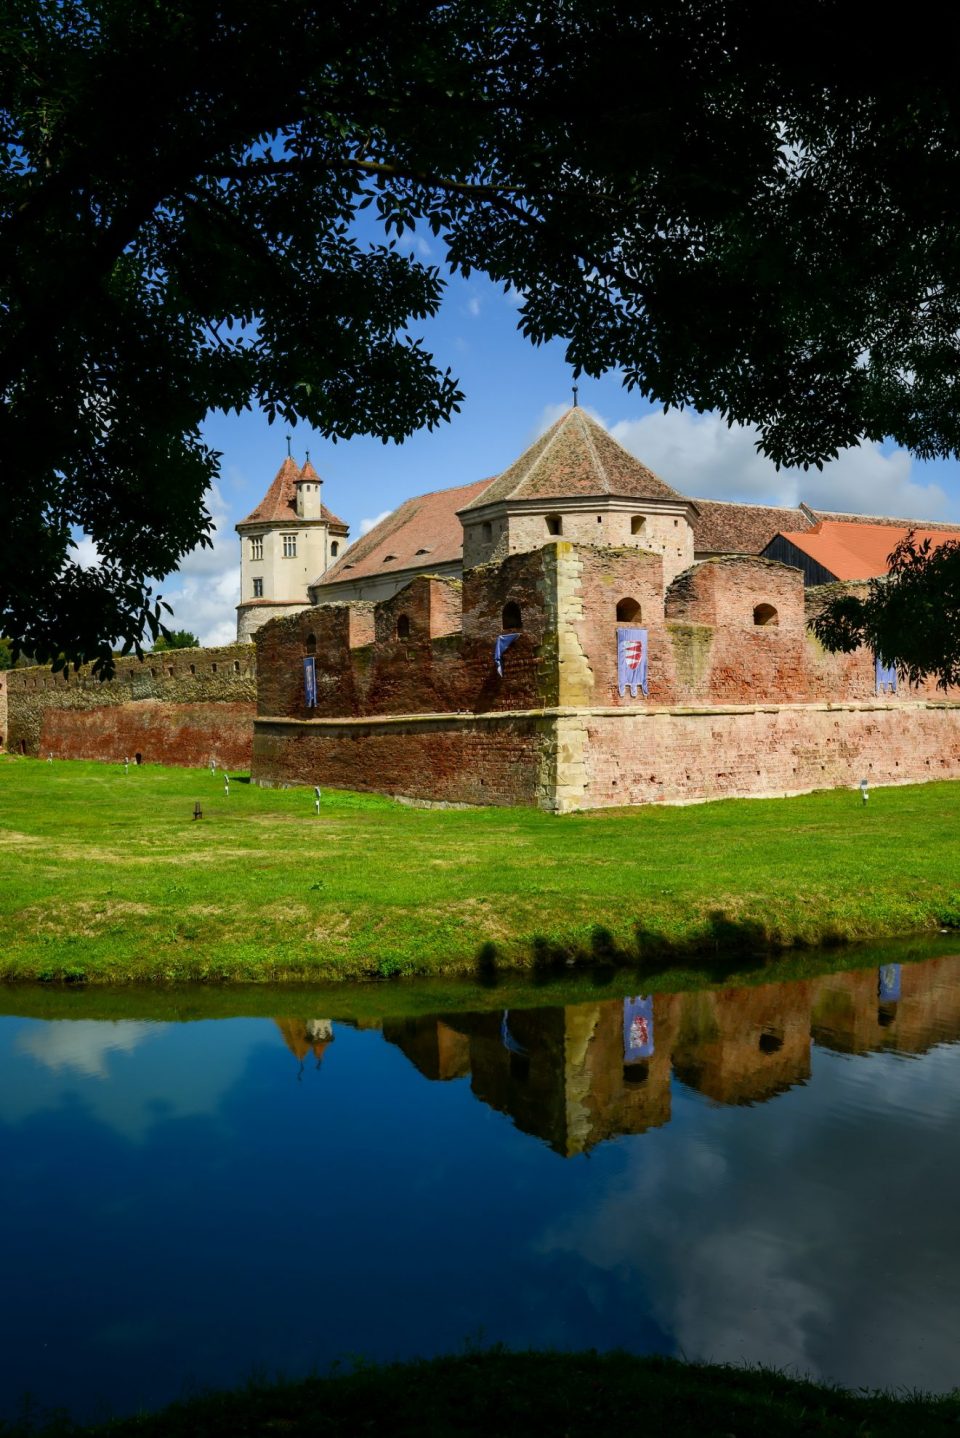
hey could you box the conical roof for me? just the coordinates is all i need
[238,456,348,531]
[459,408,684,511]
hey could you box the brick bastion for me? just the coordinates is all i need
[250,541,960,811]
[2,644,256,769]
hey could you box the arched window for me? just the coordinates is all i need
[502,601,522,632]
[631,516,646,535]
[753,604,778,627]
[330,542,339,557]
[546,514,562,536]
[396,614,411,639]
[305,632,317,654]
[616,598,642,623]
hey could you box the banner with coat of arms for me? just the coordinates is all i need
[623,995,655,1061]
[617,626,648,698]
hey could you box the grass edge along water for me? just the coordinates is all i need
[1,755,958,985]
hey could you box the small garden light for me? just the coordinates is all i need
[859,778,870,804]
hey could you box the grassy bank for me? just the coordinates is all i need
[1,756,958,984]
[5,1351,959,1437]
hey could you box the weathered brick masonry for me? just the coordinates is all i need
[252,542,960,810]
[4,644,256,768]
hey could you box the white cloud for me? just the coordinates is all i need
[359,509,391,536]
[158,483,240,646]
[466,295,482,318]
[608,409,953,519]
[16,1020,158,1079]
[72,535,102,570]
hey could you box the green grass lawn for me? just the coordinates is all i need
[1,755,958,984]
[7,1351,960,1438]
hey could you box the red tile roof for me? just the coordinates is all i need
[460,408,684,510]
[238,457,348,531]
[316,477,493,586]
[777,522,960,580]
[691,499,812,554]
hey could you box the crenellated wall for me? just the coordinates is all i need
[249,541,960,809]
[4,645,256,767]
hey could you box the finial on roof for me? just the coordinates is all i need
[286,434,292,458]
[305,449,310,464]
[572,383,579,408]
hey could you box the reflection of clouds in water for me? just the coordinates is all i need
[16,1020,158,1078]
[537,1044,960,1391]
[0,1017,270,1142]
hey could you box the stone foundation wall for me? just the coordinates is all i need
[4,644,256,767]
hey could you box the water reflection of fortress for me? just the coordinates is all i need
[274,956,960,1157]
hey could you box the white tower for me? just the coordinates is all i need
[235,451,349,641]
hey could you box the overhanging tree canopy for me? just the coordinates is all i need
[4,0,960,672]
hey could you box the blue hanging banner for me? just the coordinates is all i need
[878,964,901,1001]
[875,657,897,695]
[617,626,648,698]
[623,996,654,1061]
[303,655,317,708]
[494,631,520,676]
[500,1010,528,1056]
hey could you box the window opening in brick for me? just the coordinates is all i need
[623,1061,649,1086]
[167,666,174,677]
[597,515,603,523]
[631,516,645,535]
[282,533,297,557]
[305,632,317,655]
[396,614,411,639]
[502,601,522,631]
[253,577,264,598]
[211,663,218,672]
[616,597,641,623]
[233,661,240,674]
[758,1029,784,1054]
[482,521,492,541]
[545,514,562,536]
[753,603,778,626]
[189,664,196,674]
[135,752,142,765]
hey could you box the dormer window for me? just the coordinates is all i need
[383,554,397,563]
[415,547,432,556]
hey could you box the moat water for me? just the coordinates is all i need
[3,948,960,1422]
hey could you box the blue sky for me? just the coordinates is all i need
[163,246,960,645]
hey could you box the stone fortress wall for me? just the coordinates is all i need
[2,644,256,769]
[251,542,960,810]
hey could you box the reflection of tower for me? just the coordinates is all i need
[273,1018,335,1069]
[455,998,679,1156]
[672,983,812,1105]
[812,954,960,1056]
[380,1017,469,1081]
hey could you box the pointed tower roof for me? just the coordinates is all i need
[459,408,685,512]
[237,456,348,531]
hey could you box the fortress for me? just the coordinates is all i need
[6,406,960,809]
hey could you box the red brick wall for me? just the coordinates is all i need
[253,713,546,805]
[40,700,254,769]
